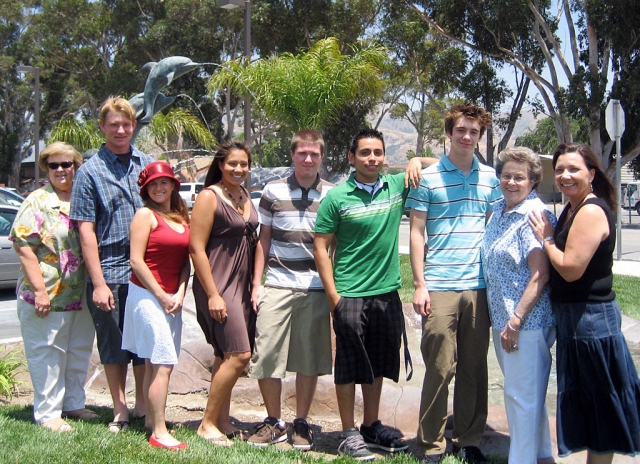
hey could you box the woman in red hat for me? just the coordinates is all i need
[122,161,191,450]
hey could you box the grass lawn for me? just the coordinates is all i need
[0,404,506,464]
[613,274,640,320]
[1,256,635,463]
[399,254,640,320]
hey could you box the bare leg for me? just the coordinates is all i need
[146,361,182,446]
[361,377,383,427]
[104,364,128,422]
[132,363,146,418]
[258,378,282,419]
[586,452,614,464]
[198,352,251,440]
[336,382,356,430]
[142,363,154,429]
[295,373,318,419]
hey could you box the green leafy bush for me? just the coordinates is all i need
[0,347,27,399]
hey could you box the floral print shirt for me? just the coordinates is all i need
[482,191,556,331]
[10,183,85,311]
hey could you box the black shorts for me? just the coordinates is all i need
[87,282,144,366]
[332,291,403,384]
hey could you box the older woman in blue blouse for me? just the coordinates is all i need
[482,147,557,464]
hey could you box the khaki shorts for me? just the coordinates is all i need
[249,287,332,379]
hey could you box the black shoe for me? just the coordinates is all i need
[359,420,408,452]
[290,418,313,450]
[452,445,489,464]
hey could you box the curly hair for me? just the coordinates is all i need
[444,103,492,138]
[496,147,543,190]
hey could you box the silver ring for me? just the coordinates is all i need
[513,344,518,348]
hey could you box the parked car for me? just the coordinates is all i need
[0,187,25,206]
[0,204,20,289]
[179,182,204,209]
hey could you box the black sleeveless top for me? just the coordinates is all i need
[549,197,616,302]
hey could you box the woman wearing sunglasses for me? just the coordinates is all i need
[10,142,97,432]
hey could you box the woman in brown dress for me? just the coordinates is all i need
[190,141,258,445]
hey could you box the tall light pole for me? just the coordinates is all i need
[17,65,41,190]
[218,0,251,189]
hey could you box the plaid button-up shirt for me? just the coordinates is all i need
[70,144,154,284]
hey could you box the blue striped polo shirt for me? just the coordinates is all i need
[406,156,502,291]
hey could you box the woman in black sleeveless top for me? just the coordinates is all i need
[530,143,640,462]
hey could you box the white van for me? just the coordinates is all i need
[179,182,204,209]
[622,182,640,215]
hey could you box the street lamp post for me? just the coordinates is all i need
[17,65,41,190]
[218,0,251,189]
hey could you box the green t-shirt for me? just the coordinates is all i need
[315,172,407,297]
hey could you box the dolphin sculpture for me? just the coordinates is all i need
[138,56,200,125]
[129,92,176,120]
[129,92,177,143]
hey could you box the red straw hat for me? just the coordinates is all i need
[137,161,181,200]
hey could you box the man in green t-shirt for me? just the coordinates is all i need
[314,128,435,460]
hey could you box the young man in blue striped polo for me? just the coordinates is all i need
[247,130,334,450]
[407,103,502,464]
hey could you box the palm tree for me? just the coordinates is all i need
[208,37,387,136]
[47,118,104,153]
[48,109,215,174]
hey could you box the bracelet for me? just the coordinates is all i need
[513,312,525,323]
[507,321,519,332]
[543,236,554,242]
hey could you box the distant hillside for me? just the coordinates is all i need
[373,110,540,165]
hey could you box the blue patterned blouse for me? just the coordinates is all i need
[482,191,556,331]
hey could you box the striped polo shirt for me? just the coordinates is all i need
[406,156,502,291]
[260,173,333,290]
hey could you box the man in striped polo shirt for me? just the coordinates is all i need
[247,130,334,450]
[407,104,502,464]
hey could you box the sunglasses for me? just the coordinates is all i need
[47,161,74,170]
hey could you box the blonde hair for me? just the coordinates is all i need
[99,96,136,123]
[38,142,83,171]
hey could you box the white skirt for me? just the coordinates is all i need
[122,282,182,365]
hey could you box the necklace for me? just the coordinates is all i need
[222,183,244,213]
[568,193,591,216]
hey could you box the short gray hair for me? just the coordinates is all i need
[496,146,543,190]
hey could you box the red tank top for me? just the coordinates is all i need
[130,211,190,294]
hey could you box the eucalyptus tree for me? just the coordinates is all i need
[208,37,386,173]
[405,0,640,172]
[1,0,40,186]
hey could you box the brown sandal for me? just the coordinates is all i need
[108,421,130,434]
[42,417,73,432]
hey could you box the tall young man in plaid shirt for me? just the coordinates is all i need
[71,96,153,432]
